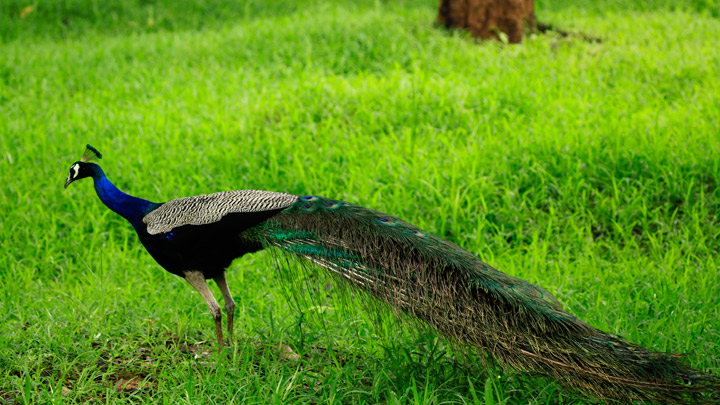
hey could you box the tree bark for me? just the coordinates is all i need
[437,0,536,44]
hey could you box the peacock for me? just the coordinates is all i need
[64,145,718,403]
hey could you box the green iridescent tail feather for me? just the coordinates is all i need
[244,196,719,403]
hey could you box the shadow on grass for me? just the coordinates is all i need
[537,0,719,15]
[1,331,582,403]
[1,0,435,43]
[1,0,305,42]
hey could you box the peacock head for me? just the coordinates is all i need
[64,144,103,189]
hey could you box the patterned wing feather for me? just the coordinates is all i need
[143,190,298,235]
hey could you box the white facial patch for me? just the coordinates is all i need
[66,163,81,185]
[70,163,80,179]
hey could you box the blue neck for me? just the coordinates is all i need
[90,165,159,229]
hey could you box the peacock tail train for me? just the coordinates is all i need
[244,195,719,403]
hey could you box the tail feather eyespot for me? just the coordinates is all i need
[378,217,399,226]
[300,204,316,211]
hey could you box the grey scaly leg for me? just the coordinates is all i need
[213,272,236,345]
[184,271,224,347]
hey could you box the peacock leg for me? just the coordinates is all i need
[184,271,224,347]
[213,272,236,345]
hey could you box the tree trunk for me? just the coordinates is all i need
[437,0,536,44]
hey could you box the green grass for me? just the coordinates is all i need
[1,0,719,402]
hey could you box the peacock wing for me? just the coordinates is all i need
[143,190,298,235]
